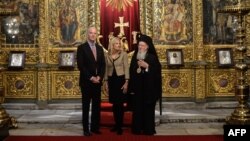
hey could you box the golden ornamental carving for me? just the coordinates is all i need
[162,70,192,97]
[49,50,58,64]
[193,0,203,60]
[205,47,216,62]
[139,0,144,33]
[246,14,250,55]
[51,72,80,99]
[144,0,153,36]
[25,49,39,63]
[195,69,205,100]
[88,0,97,27]
[96,0,101,34]
[208,70,235,96]
[4,72,36,98]
[155,46,167,63]
[38,71,48,101]
[38,0,47,64]
[0,73,2,87]
[0,50,8,63]
[184,48,193,62]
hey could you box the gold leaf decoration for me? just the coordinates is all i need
[106,0,135,11]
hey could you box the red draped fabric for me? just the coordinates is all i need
[100,0,140,52]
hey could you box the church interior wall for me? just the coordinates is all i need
[0,0,250,106]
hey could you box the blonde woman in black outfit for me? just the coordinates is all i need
[104,37,129,135]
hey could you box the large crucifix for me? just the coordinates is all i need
[114,17,129,37]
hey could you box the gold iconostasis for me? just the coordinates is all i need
[0,0,250,104]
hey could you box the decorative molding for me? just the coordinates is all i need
[51,72,80,99]
[208,70,235,96]
[193,0,203,60]
[246,14,250,55]
[143,0,153,36]
[3,72,36,98]
[195,69,206,100]
[38,71,48,101]
[162,70,193,97]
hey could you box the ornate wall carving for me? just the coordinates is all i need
[50,71,80,99]
[207,69,235,96]
[162,69,193,97]
[3,72,36,98]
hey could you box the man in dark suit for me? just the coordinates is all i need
[77,27,106,136]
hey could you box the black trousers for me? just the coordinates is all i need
[112,103,124,130]
[81,84,101,132]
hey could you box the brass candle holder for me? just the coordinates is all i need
[219,0,250,125]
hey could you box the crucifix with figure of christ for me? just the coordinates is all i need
[114,17,129,37]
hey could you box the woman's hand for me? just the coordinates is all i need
[104,81,109,93]
[121,81,128,94]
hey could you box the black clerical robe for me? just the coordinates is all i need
[129,53,162,135]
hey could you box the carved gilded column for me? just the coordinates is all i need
[193,0,206,102]
[88,0,98,28]
[37,0,49,103]
[246,13,250,55]
[141,0,153,36]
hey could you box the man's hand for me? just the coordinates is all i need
[137,60,149,69]
[90,76,100,83]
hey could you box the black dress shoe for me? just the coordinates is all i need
[110,127,117,132]
[143,131,155,136]
[132,131,141,135]
[117,129,123,135]
[91,130,102,134]
[84,131,92,136]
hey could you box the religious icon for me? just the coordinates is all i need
[216,48,233,67]
[59,51,75,68]
[8,51,26,69]
[58,0,78,44]
[203,0,237,44]
[1,2,39,44]
[155,0,192,44]
[166,49,184,66]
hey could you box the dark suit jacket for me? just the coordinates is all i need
[77,42,106,87]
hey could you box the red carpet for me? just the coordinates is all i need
[4,135,223,141]
[100,111,132,126]
[4,127,223,141]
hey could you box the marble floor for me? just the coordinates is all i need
[2,101,237,136]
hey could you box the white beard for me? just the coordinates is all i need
[136,51,147,60]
